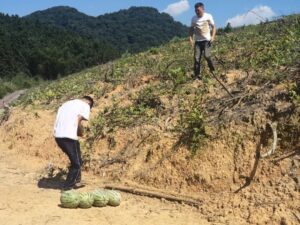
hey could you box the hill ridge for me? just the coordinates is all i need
[25,6,188,53]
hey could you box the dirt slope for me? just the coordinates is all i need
[0,69,299,224]
[1,15,299,224]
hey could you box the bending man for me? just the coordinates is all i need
[54,96,94,190]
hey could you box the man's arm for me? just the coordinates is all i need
[77,103,90,137]
[211,24,216,42]
[189,26,194,46]
[77,115,85,137]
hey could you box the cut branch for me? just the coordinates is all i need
[261,122,278,158]
[210,71,233,97]
[104,184,202,207]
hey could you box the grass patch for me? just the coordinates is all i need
[175,97,208,156]
[85,103,156,150]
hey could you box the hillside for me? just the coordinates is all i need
[25,6,188,53]
[1,15,299,224]
[0,6,187,98]
[0,13,118,98]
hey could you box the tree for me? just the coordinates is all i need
[224,22,233,33]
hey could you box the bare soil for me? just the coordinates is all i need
[0,143,209,225]
[0,71,299,224]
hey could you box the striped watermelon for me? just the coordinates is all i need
[93,189,109,207]
[60,190,80,208]
[106,190,121,207]
[78,192,94,208]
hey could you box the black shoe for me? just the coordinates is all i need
[62,185,74,191]
[75,178,81,184]
[73,183,86,189]
[194,76,202,81]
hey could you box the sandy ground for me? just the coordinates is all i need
[0,144,209,225]
[0,71,299,225]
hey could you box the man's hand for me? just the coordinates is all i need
[188,27,194,47]
[77,115,85,137]
[189,36,194,47]
[77,124,84,137]
[189,39,194,46]
[210,24,216,43]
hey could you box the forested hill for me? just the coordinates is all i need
[25,6,188,53]
[0,13,119,98]
[0,13,118,80]
[0,6,187,98]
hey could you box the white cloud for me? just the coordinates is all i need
[227,5,276,27]
[163,0,190,17]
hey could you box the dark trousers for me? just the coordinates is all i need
[194,41,215,78]
[55,138,82,188]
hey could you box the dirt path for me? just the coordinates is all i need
[0,144,209,225]
[0,90,26,109]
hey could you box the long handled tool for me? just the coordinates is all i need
[189,45,233,98]
[209,70,233,97]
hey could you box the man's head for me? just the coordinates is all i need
[82,96,94,109]
[195,2,205,17]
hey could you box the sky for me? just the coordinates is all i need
[0,0,299,27]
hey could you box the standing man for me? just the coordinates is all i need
[54,96,94,190]
[189,2,216,80]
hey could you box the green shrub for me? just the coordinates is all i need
[135,86,162,109]
[176,100,207,156]
[289,82,300,104]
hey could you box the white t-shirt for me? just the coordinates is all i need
[54,99,90,140]
[191,13,215,41]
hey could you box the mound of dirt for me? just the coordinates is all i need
[0,70,299,224]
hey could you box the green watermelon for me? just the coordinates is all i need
[106,190,121,207]
[93,189,109,207]
[60,190,80,208]
[78,192,94,208]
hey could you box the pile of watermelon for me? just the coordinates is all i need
[60,189,121,209]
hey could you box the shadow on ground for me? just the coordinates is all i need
[38,175,65,190]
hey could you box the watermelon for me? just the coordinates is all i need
[78,192,94,208]
[93,189,109,207]
[106,190,121,207]
[60,190,80,208]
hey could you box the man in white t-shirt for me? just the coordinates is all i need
[54,96,94,190]
[189,2,216,80]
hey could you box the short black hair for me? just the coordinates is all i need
[82,96,94,109]
[195,2,204,9]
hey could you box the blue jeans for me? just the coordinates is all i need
[194,41,215,78]
[55,138,82,188]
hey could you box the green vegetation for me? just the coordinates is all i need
[289,82,300,104]
[0,74,40,98]
[135,86,162,109]
[280,81,300,150]
[87,103,155,146]
[18,14,300,155]
[214,14,300,80]
[0,13,118,98]
[26,6,188,54]
[19,67,108,106]
[175,98,208,156]
[0,6,187,98]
